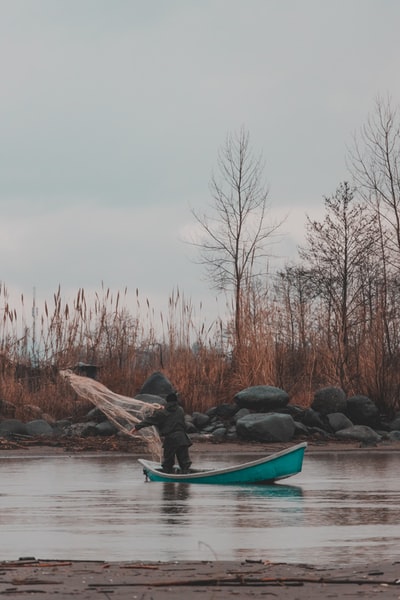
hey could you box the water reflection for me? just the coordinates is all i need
[0,450,399,565]
[235,483,304,499]
[161,483,190,523]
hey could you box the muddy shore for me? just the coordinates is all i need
[1,437,400,599]
[1,433,400,456]
[1,557,399,599]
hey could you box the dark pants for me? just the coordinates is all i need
[162,437,192,473]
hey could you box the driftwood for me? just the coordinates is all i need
[87,574,400,587]
[0,560,74,568]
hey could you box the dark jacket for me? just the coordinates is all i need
[135,400,192,447]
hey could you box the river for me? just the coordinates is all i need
[1,449,399,566]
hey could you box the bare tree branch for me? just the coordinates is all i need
[189,127,284,347]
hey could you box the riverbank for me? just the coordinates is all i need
[1,433,400,456]
[1,557,399,599]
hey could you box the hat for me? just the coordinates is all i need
[166,392,178,403]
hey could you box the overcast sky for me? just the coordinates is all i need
[1,0,400,329]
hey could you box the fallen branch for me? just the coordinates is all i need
[87,574,400,588]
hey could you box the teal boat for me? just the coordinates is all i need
[138,442,307,485]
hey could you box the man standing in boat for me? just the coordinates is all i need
[131,392,192,474]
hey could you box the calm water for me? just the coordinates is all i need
[0,450,399,566]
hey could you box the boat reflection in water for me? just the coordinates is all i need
[235,483,304,499]
[160,480,303,517]
[161,482,191,523]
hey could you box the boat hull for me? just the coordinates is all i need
[138,442,307,484]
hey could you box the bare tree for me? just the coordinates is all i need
[348,98,400,406]
[349,96,400,268]
[298,182,379,390]
[191,127,282,349]
[275,264,316,351]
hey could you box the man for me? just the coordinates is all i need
[131,392,192,474]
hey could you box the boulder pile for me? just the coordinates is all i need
[187,385,400,445]
[1,375,400,446]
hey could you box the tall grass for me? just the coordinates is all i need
[0,284,232,419]
[0,281,399,421]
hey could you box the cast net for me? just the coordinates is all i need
[60,370,162,459]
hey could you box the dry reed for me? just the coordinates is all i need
[0,281,399,421]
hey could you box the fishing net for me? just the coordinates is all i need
[60,370,162,459]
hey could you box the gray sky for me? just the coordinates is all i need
[1,0,400,329]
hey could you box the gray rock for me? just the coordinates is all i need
[308,426,331,439]
[311,387,347,416]
[389,416,400,431]
[234,386,289,411]
[236,413,295,442]
[233,408,250,423]
[335,425,381,444]
[327,412,353,432]
[293,421,310,436]
[139,372,175,399]
[191,412,210,430]
[86,408,108,423]
[202,425,216,433]
[0,418,27,437]
[301,408,328,430]
[211,427,227,440]
[25,419,54,437]
[346,395,379,426]
[281,405,306,420]
[95,421,118,436]
[207,420,225,433]
[184,418,197,434]
[134,393,166,405]
[387,430,400,441]
[205,405,238,419]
